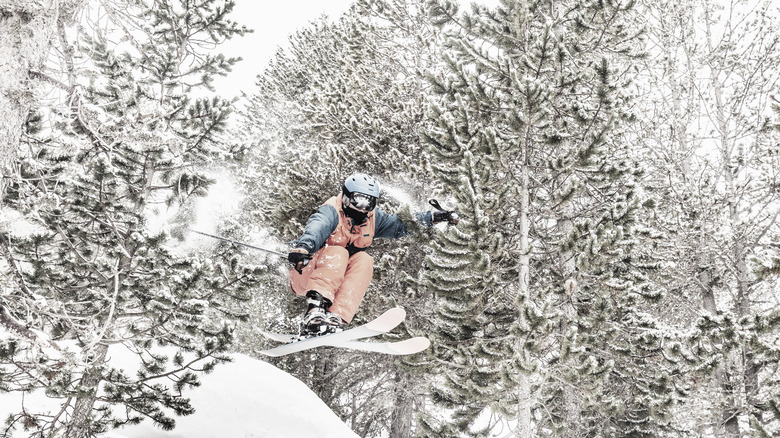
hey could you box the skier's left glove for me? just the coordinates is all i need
[433,210,460,225]
[288,247,313,274]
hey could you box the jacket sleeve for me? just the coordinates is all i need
[294,204,339,253]
[374,208,433,239]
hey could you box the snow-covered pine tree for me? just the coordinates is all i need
[422,0,678,436]
[635,0,780,434]
[234,1,442,436]
[0,1,263,436]
[0,0,84,203]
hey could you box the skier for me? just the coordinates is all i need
[287,173,459,337]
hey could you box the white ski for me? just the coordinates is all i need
[334,337,430,355]
[259,307,407,357]
[261,332,431,356]
[259,307,429,356]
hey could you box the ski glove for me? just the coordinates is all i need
[288,247,312,274]
[433,210,460,225]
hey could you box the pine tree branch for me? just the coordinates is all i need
[47,398,72,437]
[0,307,40,343]
[84,262,121,351]
[99,0,160,60]
[53,223,109,282]
[0,233,37,300]
[53,11,114,155]
[0,231,63,349]
[56,14,76,89]
[0,231,73,346]
[28,70,71,92]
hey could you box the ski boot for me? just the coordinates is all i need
[300,291,332,338]
[324,311,346,334]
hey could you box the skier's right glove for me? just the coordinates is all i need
[288,247,313,274]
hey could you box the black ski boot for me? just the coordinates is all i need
[324,311,346,334]
[300,291,332,337]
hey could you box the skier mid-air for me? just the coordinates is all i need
[286,173,459,337]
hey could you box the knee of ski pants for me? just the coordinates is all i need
[289,246,350,300]
[345,251,373,274]
[327,251,374,324]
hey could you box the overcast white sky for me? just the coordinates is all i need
[213,0,498,98]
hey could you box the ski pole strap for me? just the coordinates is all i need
[429,199,446,211]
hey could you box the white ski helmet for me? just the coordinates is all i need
[342,173,379,212]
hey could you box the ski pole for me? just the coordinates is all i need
[190,229,287,258]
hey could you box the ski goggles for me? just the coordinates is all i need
[346,192,376,212]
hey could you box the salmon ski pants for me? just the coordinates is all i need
[289,246,373,323]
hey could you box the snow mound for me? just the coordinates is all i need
[0,349,358,438]
[112,353,359,438]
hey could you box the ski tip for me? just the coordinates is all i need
[364,307,406,331]
[257,348,285,358]
[388,337,430,355]
[260,331,298,343]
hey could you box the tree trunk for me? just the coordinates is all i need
[0,0,60,202]
[389,372,414,438]
[559,203,582,437]
[705,5,745,436]
[65,343,108,438]
[515,141,533,437]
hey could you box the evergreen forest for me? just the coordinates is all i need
[1,0,780,436]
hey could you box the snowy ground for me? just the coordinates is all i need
[0,347,359,438]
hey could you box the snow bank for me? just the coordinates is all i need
[112,353,359,438]
[0,348,358,438]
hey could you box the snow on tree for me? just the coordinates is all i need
[422,0,681,436]
[0,0,86,204]
[634,0,780,435]
[0,1,266,436]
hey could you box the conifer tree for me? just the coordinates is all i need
[0,1,262,436]
[635,0,780,434]
[422,1,678,436]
